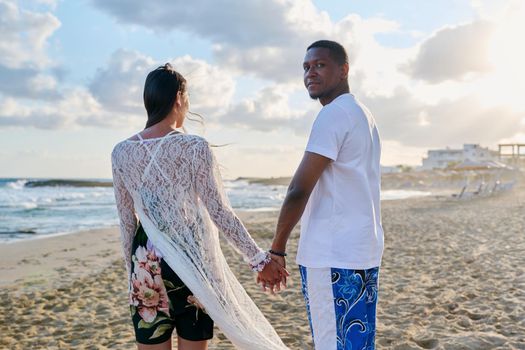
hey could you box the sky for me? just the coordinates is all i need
[1,0,524,179]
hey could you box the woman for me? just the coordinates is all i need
[111,63,289,350]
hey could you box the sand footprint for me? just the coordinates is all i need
[465,309,486,321]
[412,333,440,349]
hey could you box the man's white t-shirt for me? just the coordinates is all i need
[296,93,384,270]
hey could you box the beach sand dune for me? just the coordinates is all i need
[1,186,524,349]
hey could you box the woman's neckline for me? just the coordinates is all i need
[124,131,184,143]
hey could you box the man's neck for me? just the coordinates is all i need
[319,84,350,106]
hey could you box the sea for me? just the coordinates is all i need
[0,178,430,243]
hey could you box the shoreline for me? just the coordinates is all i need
[0,209,278,290]
[0,189,438,245]
[0,225,119,245]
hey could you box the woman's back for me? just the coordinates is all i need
[112,133,200,197]
[113,132,232,259]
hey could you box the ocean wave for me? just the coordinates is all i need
[8,179,28,190]
[55,193,87,201]
[0,179,28,190]
[24,179,113,188]
[20,202,38,210]
[0,201,39,210]
[0,229,37,235]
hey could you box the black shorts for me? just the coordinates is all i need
[128,223,214,344]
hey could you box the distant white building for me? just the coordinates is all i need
[422,144,496,170]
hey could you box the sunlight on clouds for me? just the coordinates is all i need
[380,140,427,166]
[220,83,315,133]
[345,15,415,96]
[214,143,305,179]
[498,132,525,144]
[30,73,57,91]
[173,55,235,114]
[0,97,30,116]
[469,0,511,17]
[417,110,430,126]
[485,0,525,110]
[3,0,525,177]
[285,0,331,35]
[0,0,60,69]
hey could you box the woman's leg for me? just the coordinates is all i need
[131,225,175,350]
[177,336,208,350]
[137,338,172,350]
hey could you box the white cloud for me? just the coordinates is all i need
[89,49,155,115]
[0,97,29,116]
[360,88,524,149]
[173,55,235,115]
[3,0,522,164]
[0,65,60,99]
[89,49,235,120]
[91,0,303,48]
[1,47,237,130]
[468,0,514,17]
[0,0,60,69]
[0,89,100,129]
[380,140,428,166]
[0,85,144,130]
[212,12,373,83]
[33,0,58,9]
[0,0,61,102]
[219,84,317,133]
[400,21,495,83]
[214,143,305,179]
[498,133,525,144]
[90,0,364,83]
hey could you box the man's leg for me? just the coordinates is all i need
[365,268,379,348]
[331,267,379,350]
[299,265,338,349]
[299,265,379,350]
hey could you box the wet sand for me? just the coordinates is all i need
[1,185,524,349]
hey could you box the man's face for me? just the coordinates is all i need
[303,47,346,101]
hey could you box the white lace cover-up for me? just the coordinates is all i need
[111,132,288,349]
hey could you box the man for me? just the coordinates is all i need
[265,40,384,349]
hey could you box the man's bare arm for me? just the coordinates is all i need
[271,151,331,252]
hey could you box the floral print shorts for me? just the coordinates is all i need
[129,223,214,344]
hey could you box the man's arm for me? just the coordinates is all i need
[271,151,332,253]
[258,151,330,292]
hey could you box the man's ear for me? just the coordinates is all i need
[341,62,349,79]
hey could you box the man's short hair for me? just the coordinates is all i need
[307,40,348,65]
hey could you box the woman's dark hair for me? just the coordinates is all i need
[307,40,349,65]
[143,63,187,129]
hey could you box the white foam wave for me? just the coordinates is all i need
[21,202,38,209]
[6,179,27,190]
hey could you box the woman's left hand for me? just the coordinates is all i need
[257,258,289,294]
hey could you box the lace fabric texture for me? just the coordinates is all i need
[111,133,287,349]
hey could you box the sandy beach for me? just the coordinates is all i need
[1,185,524,349]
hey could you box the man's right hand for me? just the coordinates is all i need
[270,255,287,288]
[257,258,289,294]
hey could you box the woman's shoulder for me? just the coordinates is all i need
[111,140,132,167]
[111,133,210,158]
[111,139,127,155]
[176,134,209,148]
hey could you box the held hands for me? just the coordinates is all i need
[257,255,289,294]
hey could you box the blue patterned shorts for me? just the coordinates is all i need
[299,265,379,350]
